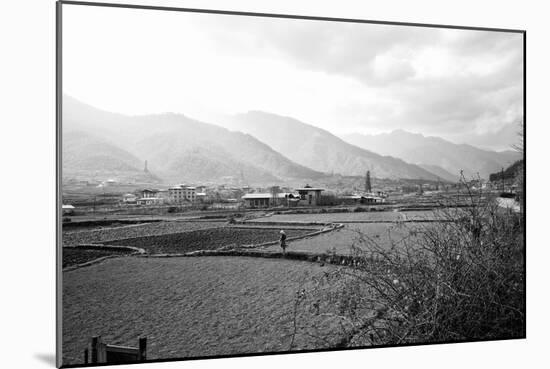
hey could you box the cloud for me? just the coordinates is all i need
[63,6,523,149]
[194,14,523,143]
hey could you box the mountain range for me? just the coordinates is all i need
[62,95,519,185]
[62,96,323,185]
[341,130,521,180]
[219,111,440,181]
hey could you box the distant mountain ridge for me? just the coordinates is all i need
[219,111,442,181]
[63,130,161,183]
[62,96,324,185]
[342,129,521,180]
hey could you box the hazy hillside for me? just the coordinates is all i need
[62,96,323,185]
[63,130,161,183]
[342,130,521,180]
[417,164,460,183]
[220,111,441,180]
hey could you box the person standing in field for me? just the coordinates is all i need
[280,230,287,255]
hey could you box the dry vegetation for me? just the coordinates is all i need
[293,191,525,346]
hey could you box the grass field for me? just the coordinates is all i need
[62,257,348,366]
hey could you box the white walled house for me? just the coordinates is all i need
[169,185,197,203]
[296,185,324,206]
[62,204,75,215]
[122,193,137,204]
[136,197,163,206]
[242,193,300,208]
[141,189,158,198]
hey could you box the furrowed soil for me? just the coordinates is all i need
[63,248,134,268]
[62,221,225,246]
[62,257,347,365]
[107,228,312,254]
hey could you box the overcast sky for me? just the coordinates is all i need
[63,4,524,150]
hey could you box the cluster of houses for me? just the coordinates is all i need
[241,185,386,208]
[121,184,206,206]
[241,185,325,208]
[121,182,387,209]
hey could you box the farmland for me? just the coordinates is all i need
[107,228,313,254]
[63,221,226,246]
[62,257,348,365]
[252,211,404,223]
[262,222,430,255]
[61,201,519,366]
[63,247,134,268]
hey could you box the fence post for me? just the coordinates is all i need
[98,338,106,363]
[138,337,147,361]
[90,336,99,364]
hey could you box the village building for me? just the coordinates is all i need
[136,197,163,206]
[361,193,386,204]
[196,192,207,202]
[122,193,137,204]
[141,189,158,198]
[296,185,324,206]
[168,185,197,203]
[340,194,386,205]
[135,189,164,205]
[62,204,75,215]
[241,193,300,208]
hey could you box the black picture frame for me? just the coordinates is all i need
[56,2,526,368]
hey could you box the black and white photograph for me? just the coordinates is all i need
[57,1,525,367]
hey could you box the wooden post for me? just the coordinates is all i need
[98,338,107,363]
[84,349,88,364]
[90,336,99,364]
[138,337,147,361]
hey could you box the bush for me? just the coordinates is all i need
[296,182,525,347]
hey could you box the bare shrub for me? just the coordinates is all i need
[294,178,525,347]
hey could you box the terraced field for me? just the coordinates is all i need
[63,247,134,268]
[253,209,459,224]
[251,211,404,223]
[107,228,312,254]
[62,257,348,366]
[261,222,434,255]
[62,221,225,246]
